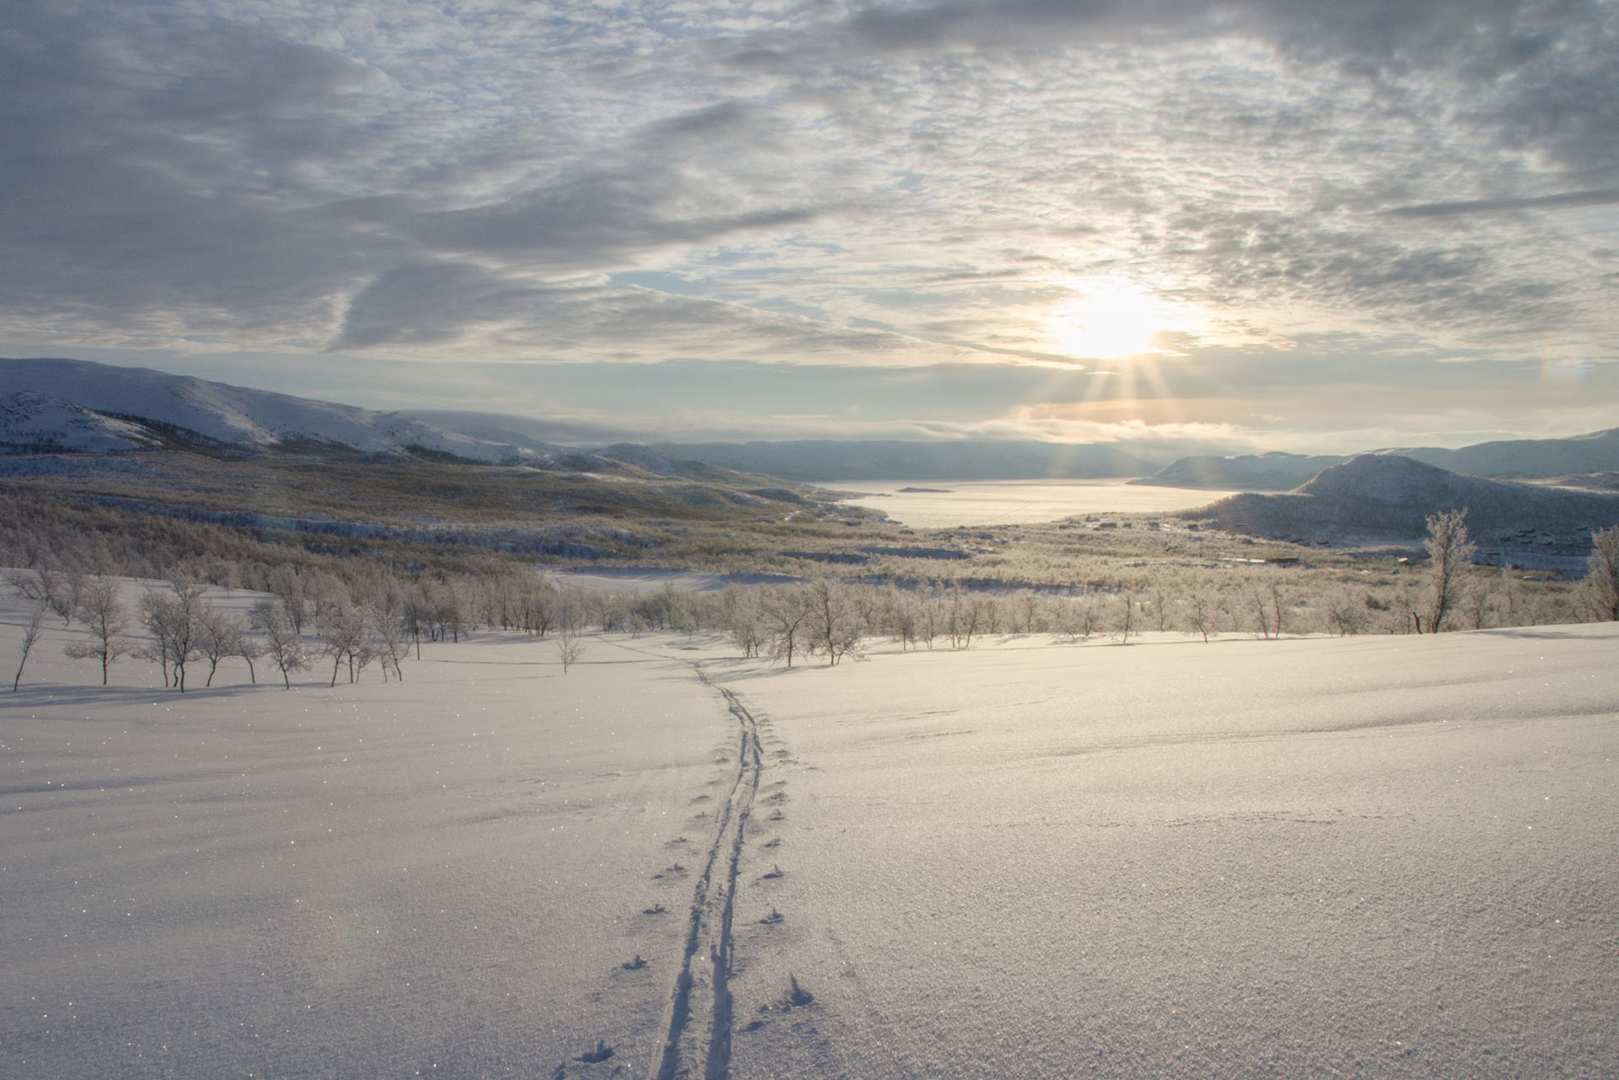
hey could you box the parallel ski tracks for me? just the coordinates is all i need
[649,664,764,1080]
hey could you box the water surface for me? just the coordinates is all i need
[823,478,1233,528]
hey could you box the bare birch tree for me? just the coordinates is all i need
[13,604,47,691]
[64,575,130,683]
[251,599,307,689]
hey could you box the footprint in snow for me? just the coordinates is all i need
[579,1039,615,1064]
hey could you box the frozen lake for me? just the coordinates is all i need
[4,583,1617,1079]
[822,479,1236,527]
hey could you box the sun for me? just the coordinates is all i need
[1047,278,1189,361]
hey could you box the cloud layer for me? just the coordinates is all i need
[2,0,1616,443]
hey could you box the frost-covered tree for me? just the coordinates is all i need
[946,585,983,649]
[197,607,248,687]
[1113,589,1138,645]
[556,624,585,673]
[13,604,47,691]
[317,604,371,686]
[761,586,811,667]
[8,568,74,625]
[1423,508,1477,633]
[718,586,764,658]
[251,599,307,689]
[65,575,130,684]
[806,580,864,665]
[1582,525,1619,621]
[237,630,265,685]
[1323,586,1371,637]
[368,602,412,682]
[139,580,207,691]
[1185,590,1216,642]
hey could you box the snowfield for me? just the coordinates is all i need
[3,585,1616,1079]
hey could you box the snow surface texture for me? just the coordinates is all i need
[3,584,1616,1079]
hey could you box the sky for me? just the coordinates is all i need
[3,0,1617,453]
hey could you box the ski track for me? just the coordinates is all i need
[613,640,760,1080]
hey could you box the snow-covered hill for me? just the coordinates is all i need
[1189,454,1619,563]
[0,358,535,462]
[0,390,160,453]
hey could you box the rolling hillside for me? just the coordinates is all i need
[1187,455,1619,564]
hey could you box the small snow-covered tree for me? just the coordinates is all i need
[65,574,130,684]
[139,579,206,691]
[556,624,585,673]
[317,604,371,686]
[197,607,248,687]
[13,604,47,691]
[718,587,764,658]
[251,599,307,689]
[1114,589,1138,645]
[761,586,811,667]
[1186,590,1216,642]
[8,568,73,625]
[237,630,265,685]
[368,602,412,682]
[1324,586,1371,637]
[1424,508,1477,633]
[1582,525,1619,621]
[806,580,864,665]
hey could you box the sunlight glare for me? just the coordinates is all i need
[1048,278,1196,361]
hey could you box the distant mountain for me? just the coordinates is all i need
[1394,428,1619,478]
[0,357,545,463]
[594,444,751,483]
[0,358,817,508]
[1131,451,1347,490]
[1188,455,1619,563]
[1138,427,1619,490]
[400,410,572,457]
[641,440,1167,481]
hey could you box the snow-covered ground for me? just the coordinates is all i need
[3,583,1616,1078]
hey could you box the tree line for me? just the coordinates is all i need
[8,513,1619,691]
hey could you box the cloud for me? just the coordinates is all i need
[1385,188,1619,218]
[332,262,999,363]
[0,0,1615,448]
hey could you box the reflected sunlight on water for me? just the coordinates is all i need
[821,479,1235,528]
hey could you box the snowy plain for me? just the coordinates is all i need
[2,582,1616,1079]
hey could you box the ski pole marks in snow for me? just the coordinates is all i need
[649,664,763,1080]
